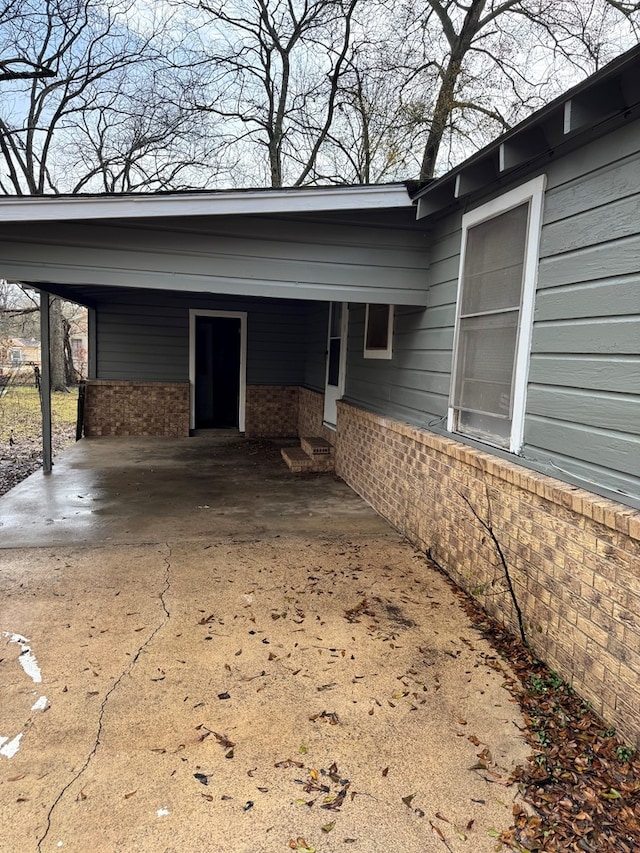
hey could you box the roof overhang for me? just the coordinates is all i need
[0,184,429,307]
[0,183,413,224]
[413,44,640,220]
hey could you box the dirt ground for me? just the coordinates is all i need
[0,435,531,853]
[0,386,77,496]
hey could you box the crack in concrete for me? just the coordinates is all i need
[36,546,172,852]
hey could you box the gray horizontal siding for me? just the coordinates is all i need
[344,217,457,424]
[525,120,640,502]
[0,211,430,306]
[532,317,639,354]
[343,119,640,507]
[528,355,640,394]
[523,417,640,479]
[534,276,640,318]
[96,290,308,385]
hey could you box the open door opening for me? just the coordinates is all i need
[323,301,348,427]
[194,315,241,429]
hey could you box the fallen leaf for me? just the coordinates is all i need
[402,793,415,807]
[212,731,236,750]
[322,821,336,833]
[275,758,304,769]
[124,791,137,799]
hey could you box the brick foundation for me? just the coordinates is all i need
[336,401,640,746]
[245,386,299,438]
[298,387,335,446]
[83,380,190,437]
[244,385,336,444]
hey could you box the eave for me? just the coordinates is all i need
[413,44,640,220]
[0,183,413,224]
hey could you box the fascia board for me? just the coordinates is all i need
[0,185,412,223]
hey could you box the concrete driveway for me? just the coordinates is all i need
[0,434,529,853]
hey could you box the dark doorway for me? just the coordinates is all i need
[194,316,241,429]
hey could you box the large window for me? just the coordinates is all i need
[364,304,393,359]
[448,176,545,453]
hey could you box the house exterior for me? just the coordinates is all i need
[0,47,638,743]
[0,336,40,367]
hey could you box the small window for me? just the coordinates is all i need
[448,175,545,453]
[364,304,393,359]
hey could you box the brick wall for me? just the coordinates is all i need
[244,385,336,443]
[83,380,189,437]
[245,386,299,438]
[298,387,335,446]
[84,382,328,440]
[336,401,640,746]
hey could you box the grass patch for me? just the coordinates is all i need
[0,386,78,441]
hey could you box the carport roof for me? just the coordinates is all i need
[0,181,430,308]
[0,182,416,223]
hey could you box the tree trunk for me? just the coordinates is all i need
[49,297,69,392]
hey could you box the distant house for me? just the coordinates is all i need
[0,336,40,367]
[0,46,638,744]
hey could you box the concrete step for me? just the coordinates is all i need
[300,436,334,458]
[281,444,335,474]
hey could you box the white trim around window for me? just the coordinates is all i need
[363,303,394,359]
[447,175,546,454]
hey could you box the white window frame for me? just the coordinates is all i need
[448,175,546,454]
[363,303,394,360]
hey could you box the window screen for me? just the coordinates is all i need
[451,202,529,448]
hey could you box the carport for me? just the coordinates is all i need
[0,433,529,852]
[0,184,430,468]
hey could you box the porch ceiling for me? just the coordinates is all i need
[0,186,430,307]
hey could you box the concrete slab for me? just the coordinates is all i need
[0,435,381,549]
[0,434,530,852]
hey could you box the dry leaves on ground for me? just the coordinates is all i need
[442,568,640,853]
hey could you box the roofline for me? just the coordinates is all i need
[412,43,640,215]
[0,183,413,224]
